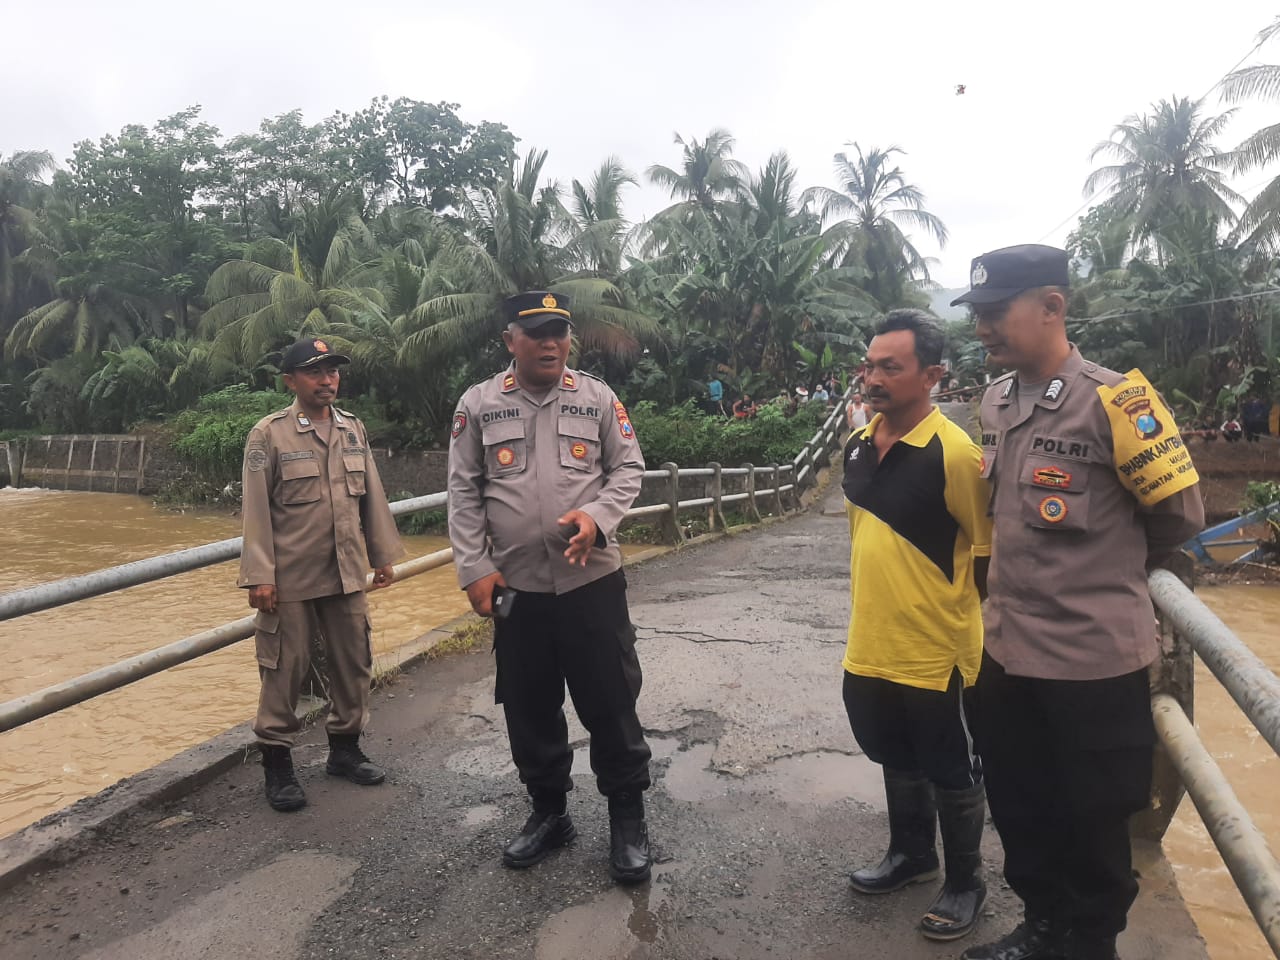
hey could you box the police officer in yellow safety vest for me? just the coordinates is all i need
[951,246,1205,960]
[239,338,404,813]
[446,292,652,884]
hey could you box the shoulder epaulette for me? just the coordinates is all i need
[581,371,609,384]
[268,407,291,420]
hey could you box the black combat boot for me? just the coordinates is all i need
[325,732,386,785]
[849,768,940,894]
[921,781,988,941]
[502,793,576,869]
[959,915,1067,960]
[260,744,307,812]
[607,791,652,885]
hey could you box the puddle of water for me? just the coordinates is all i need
[534,882,669,960]
[461,804,500,827]
[662,743,883,810]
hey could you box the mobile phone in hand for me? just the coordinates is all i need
[492,586,518,619]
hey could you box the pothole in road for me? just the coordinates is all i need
[662,743,885,810]
[460,803,501,826]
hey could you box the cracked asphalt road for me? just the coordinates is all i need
[0,482,1207,960]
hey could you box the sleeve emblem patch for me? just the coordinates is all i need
[246,448,268,472]
[613,400,635,439]
[451,412,467,439]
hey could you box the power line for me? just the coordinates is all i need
[1074,286,1280,326]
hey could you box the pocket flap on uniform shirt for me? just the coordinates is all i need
[482,420,526,444]
[280,457,321,480]
[558,416,600,441]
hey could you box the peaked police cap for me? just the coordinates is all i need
[950,244,1070,306]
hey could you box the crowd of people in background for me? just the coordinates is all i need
[1185,395,1275,444]
[706,371,847,420]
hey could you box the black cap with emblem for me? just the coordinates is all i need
[280,337,352,371]
[503,291,573,330]
[950,244,1070,306]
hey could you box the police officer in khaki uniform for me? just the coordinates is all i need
[951,246,1204,960]
[447,291,652,884]
[239,337,403,812]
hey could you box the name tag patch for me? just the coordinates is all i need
[280,451,315,462]
[1030,436,1091,460]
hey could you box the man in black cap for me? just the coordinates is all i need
[446,292,653,883]
[239,337,403,812]
[951,246,1204,960]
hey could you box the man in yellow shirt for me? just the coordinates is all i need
[842,310,992,942]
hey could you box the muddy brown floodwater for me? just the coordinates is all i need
[0,488,472,839]
[1164,583,1280,960]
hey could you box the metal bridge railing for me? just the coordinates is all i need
[0,393,852,735]
[1144,567,1280,957]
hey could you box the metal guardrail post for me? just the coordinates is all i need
[708,462,725,532]
[742,463,760,522]
[1135,558,1197,842]
[1152,693,1280,957]
[660,462,681,544]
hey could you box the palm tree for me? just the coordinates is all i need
[1220,16,1280,249]
[646,129,748,216]
[803,144,948,309]
[0,151,54,327]
[396,149,660,368]
[1084,96,1241,255]
[198,189,387,367]
[564,156,636,277]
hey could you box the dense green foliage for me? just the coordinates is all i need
[629,399,830,468]
[0,101,941,444]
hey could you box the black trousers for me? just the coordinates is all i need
[494,569,651,804]
[975,652,1154,937]
[843,669,980,791]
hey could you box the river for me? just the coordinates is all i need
[0,488,471,840]
[0,488,1277,959]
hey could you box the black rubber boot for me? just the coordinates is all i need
[502,794,575,869]
[325,733,386,785]
[959,915,1068,960]
[849,768,940,894]
[607,792,652,885]
[260,744,307,812]
[921,782,988,941]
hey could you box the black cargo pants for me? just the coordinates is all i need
[494,569,651,808]
[975,651,1154,938]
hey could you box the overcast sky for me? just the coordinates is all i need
[3,1,1277,287]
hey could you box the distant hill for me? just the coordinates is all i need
[929,288,969,323]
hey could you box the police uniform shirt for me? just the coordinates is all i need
[238,401,404,601]
[447,365,645,594]
[979,346,1204,681]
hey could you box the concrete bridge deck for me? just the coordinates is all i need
[0,482,1208,960]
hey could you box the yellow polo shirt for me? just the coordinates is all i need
[842,407,992,691]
